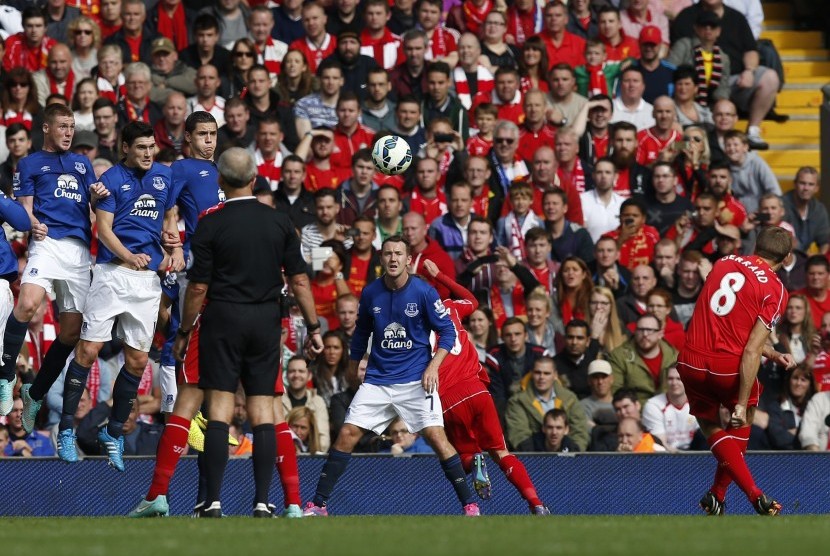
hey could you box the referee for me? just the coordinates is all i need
[173,147,323,518]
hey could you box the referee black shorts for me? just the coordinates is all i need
[198,301,281,396]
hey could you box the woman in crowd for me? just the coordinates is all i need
[465,306,499,363]
[480,10,520,72]
[758,365,815,450]
[555,256,593,327]
[71,78,99,131]
[672,124,711,199]
[672,66,714,129]
[227,38,258,98]
[525,289,561,353]
[588,286,626,353]
[777,294,816,365]
[95,44,125,104]
[287,406,322,454]
[518,36,550,94]
[312,331,350,408]
[0,69,41,131]
[68,16,102,80]
[276,49,319,105]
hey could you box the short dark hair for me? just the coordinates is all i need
[185,111,218,134]
[805,254,830,273]
[620,197,646,216]
[21,6,46,25]
[708,159,731,173]
[5,123,30,140]
[283,154,305,167]
[193,13,220,33]
[620,66,645,81]
[565,318,590,335]
[468,214,492,232]
[317,58,343,77]
[672,65,697,84]
[525,226,551,245]
[612,388,639,406]
[351,148,373,167]
[544,408,569,427]
[426,60,451,78]
[543,187,568,206]
[612,121,638,137]
[121,121,154,147]
[314,188,337,203]
[501,316,526,333]
[92,98,117,113]
[377,184,400,199]
[550,62,576,78]
[337,91,360,108]
[381,234,411,254]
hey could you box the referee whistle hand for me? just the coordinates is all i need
[173,335,189,363]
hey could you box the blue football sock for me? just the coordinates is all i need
[29,338,76,401]
[441,454,475,506]
[107,366,141,438]
[0,313,29,381]
[59,359,91,431]
[312,449,352,506]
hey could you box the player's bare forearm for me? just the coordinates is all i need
[738,321,772,408]
[429,348,449,370]
[180,281,208,333]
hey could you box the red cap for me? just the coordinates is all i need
[639,25,662,45]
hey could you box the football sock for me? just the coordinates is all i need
[460,453,474,474]
[204,420,230,505]
[441,454,475,506]
[708,429,762,502]
[312,449,351,507]
[29,338,75,401]
[275,422,301,506]
[498,454,543,507]
[252,424,276,506]
[58,359,91,431]
[147,414,191,500]
[0,313,29,381]
[107,366,141,438]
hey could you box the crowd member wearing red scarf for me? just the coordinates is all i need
[359,0,404,70]
[117,63,162,125]
[98,0,122,38]
[506,0,543,48]
[417,0,459,67]
[147,0,195,51]
[0,69,40,131]
[447,0,494,37]
[33,44,76,106]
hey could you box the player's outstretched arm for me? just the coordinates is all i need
[423,259,478,315]
[734,320,773,426]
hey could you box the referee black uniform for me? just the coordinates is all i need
[188,197,305,395]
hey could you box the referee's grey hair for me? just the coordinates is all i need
[217,147,257,189]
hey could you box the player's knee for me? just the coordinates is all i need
[123,351,149,376]
[334,424,362,450]
[13,296,39,322]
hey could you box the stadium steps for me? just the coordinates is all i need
[755,2,826,191]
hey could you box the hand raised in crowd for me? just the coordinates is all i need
[495,246,517,269]
[602,266,620,290]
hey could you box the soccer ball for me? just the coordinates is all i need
[371,135,413,176]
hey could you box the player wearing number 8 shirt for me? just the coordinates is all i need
[678,226,795,516]
[421,259,549,515]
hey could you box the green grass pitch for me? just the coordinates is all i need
[2,516,828,556]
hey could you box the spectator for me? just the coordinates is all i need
[506,0,544,47]
[2,6,56,74]
[513,145,584,227]
[495,181,545,260]
[517,90,557,165]
[282,355,330,452]
[672,0,780,151]
[389,30,429,102]
[485,317,552,415]
[417,0,459,66]
[589,286,628,354]
[67,15,101,80]
[609,121,652,198]
[617,417,666,452]
[405,157,446,224]
[597,5,640,64]
[555,255,593,326]
[566,0,597,40]
[464,154,502,223]
[756,365,815,451]
[3,398,55,457]
[145,0,195,52]
[466,307,498,363]
[393,95,427,155]
[667,192,719,254]
[603,197,661,271]
[724,130,780,215]
[287,406,322,454]
[652,237,682,291]
[104,0,157,65]
[755,193,796,246]
[488,120,529,197]
[632,27,677,106]
[402,211,456,299]
[666,11,731,110]
[311,330,349,408]
[153,92,186,155]
[388,0,416,35]
[327,0,362,38]
[344,216,381,295]
[252,117,285,190]
[1,68,43,141]
[216,97,254,153]
[91,98,118,164]
[646,162,693,237]
[505,356,588,451]
[589,237,631,299]
[671,250,709,327]
[573,95,614,166]
[361,68,397,133]
[0,124,31,193]
[178,14,231,76]
[554,319,601,399]
[479,11,520,72]
[799,391,830,451]
[32,43,75,108]
[489,66,525,125]
[616,264,657,326]
[333,149,379,226]
[636,97,681,166]
[525,289,561,355]
[187,64,225,128]
[610,66,655,131]
[555,126,594,196]
[289,2,337,74]
[454,33,495,111]
[422,63,470,141]
[707,160,749,230]
[672,66,714,129]
[590,388,646,452]
[222,38,256,100]
[272,0,305,47]
[643,287,686,352]
[777,295,816,366]
[98,0,123,40]
[544,188,594,265]
[622,1,670,55]
[642,365,698,450]
[531,408,580,452]
[575,40,621,100]
[358,1,402,72]
[454,215,498,292]
[547,63,587,126]
[294,59,343,138]
[117,62,162,125]
[517,37,549,96]
[429,181,473,260]
[537,1,586,70]
[295,129,343,192]
[580,359,616,430]
[327,32,379,103]
[380,416,434,455]
[274,154,316,231]
[374,185,404,248]
[300,189,353,263]
[795,256,830,330]
[783,167,829,254]
[608,312,678,405]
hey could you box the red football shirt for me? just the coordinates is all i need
[685,254,788,360]
[636,128,681,166]
[812,351,830,392]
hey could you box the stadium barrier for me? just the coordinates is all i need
[2,452,829,516]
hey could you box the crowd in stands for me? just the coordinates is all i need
[2,0,830,458]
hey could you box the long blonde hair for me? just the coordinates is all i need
[590,286,626,352]
[287,406,321,454]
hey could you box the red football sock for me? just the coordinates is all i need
[460,453,474,474]
[708,429,762,503]
[710,426,752,501]
[147,415,191,500]
[732,425,751,453]
[275,422,301,506]
[498,454,543,508]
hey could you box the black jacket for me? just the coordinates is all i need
[275,185,316,231]
[104,28,159,66]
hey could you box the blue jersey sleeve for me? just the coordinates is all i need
[0,191,32,232]
[350,293,374,362]
[95,168,119,214]
[12,157,34,197]
[422,283,456,353]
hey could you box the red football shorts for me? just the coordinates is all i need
[441,380,507,455]
[179,321,201,385]
[677,348,762,424]
[274,367,284,395]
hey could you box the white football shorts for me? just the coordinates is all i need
[21,236,91,313]
[345,380,444,434]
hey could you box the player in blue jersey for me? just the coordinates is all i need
[0,187,33,414]
[0,104,108,419]
[303,234,482,517]
[55,121,185,470]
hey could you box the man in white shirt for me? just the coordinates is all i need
[642,366,699,451]
[580,158,625,242]
[610,66,655,131]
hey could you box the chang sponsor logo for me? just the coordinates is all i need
[130,194,159,219]
[381,322,412,350]
[55,174,82,202]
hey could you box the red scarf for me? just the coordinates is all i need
[124,97,150,123]
[490,282,526,329]
[50,69,75,104]
[158,4,189,51]
[2,109,33,130]
[586,64,608,96]
[462,0,493,36]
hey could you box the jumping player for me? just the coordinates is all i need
[678,226,795,516]
[421,259,549,515]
